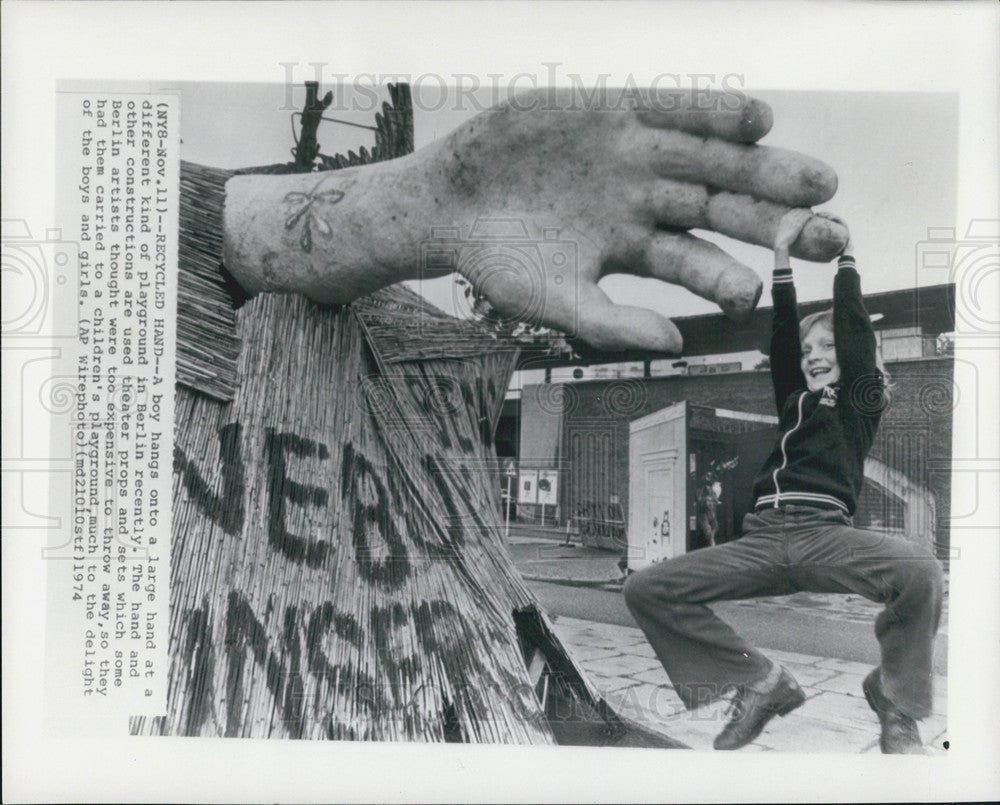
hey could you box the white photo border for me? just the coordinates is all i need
[3,1,998,802]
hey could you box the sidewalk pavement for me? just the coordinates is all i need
[552,615,949,754]
[507,522,950,753]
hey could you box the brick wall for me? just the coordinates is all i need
[866,357,955,556]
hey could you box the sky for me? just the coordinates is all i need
[168,80,959,325]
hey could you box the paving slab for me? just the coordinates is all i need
[814,656,875,675]
[561,643,624,662]
[753,710,879,754]
[798,690,882,730]
[558,618,637,639]
[587,673,645,695]
[631,682,687,716]
[610,639,659,658]
[583,653,664,677]
[647,718,727,751]
[771,661,839,689]
[567,633,640,652]
[611,683,690,722]
[813,671,868,698]
[811,668,948,716]
[632,666,673,687]
[760,648,825,667]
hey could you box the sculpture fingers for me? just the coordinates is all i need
[468,264,682,352]
[703,193,849,260]
[632,88,774,144]
[503,87,772,144]
[622,230,762,320]
[625,128,838,207]
[574,282,684,353]
[639,181,848,261]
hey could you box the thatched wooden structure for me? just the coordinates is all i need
[131,84,680,746]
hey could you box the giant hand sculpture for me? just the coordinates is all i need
[224,88,846,352]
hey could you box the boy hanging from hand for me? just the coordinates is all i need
[623,209,944,753]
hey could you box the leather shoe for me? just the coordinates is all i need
[862,668,925,754]
[713,666,805,750]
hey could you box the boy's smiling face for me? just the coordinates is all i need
[801,322,841,391]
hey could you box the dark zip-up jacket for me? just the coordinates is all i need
[751,255,883,515]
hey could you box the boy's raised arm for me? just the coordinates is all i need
[769,210,811,412]
[816,213,879,390]
[833,255,880,390]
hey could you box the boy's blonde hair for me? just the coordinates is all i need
[798,309,833,343]
[798,308,892,404]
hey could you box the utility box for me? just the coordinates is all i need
[627,402,778,571]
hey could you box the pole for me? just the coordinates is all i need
[504,475,512,540]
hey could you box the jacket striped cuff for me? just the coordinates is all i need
[772,267,794,286]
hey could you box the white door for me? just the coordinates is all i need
[628,402,687,571]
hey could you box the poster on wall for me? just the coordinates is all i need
[518,470,539,504]
[536,469,559,507]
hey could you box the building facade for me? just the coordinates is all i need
[514,354,954,560]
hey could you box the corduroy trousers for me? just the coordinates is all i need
[623,504,943,720]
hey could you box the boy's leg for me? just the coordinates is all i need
[623,510,795,710]
[784,509,944,720]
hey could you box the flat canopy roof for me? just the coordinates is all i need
[516,283,955,369]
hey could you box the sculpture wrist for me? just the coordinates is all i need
[223,158,424,304]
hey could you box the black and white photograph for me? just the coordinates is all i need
[3,2,999,802]
[126,80,959,752]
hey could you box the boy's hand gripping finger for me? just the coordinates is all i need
[774,209,815,252]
